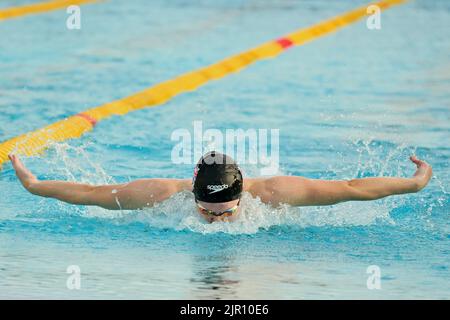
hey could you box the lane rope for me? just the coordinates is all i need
[0,0,98,21]
[0,0,408,168]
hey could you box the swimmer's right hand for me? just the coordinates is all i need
[8,154,39,192]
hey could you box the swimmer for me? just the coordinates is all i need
[8,151,432,223]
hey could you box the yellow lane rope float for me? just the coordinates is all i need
[0,0,98,20]
[0,0,408,168]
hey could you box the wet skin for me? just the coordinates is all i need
[8,154,432,224]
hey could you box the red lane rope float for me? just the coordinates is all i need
[276,38,294,49]
[0,0,408,168]
[75,113,98,127]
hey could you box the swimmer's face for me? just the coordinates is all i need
[196,198,241,223]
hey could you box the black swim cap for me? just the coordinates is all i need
[192,151,243,203]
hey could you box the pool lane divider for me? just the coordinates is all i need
[0,0,99,21]
[0,0,408,168]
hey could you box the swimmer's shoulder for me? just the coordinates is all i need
[175,179,193,192]
[134,178,192,194]
[243,176,309,205]
[243,177,271,196]
[243,177,279,204]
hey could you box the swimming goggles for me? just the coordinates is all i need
[195,199,240,217]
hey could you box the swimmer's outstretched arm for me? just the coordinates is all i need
[8,154,191,210]
[248,156,432,206]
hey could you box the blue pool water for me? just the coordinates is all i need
[0,0,449,299]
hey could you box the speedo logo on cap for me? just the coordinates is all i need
[207,184,229,194]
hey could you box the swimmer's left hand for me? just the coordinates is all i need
[8,154,39,191]
[409,155,432,191]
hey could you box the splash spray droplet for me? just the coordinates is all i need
[114,196,122,210]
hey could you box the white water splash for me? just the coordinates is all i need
[82,190,395,235]
[43,141,114,185]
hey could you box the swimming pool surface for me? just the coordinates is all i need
[0,0,449,299]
